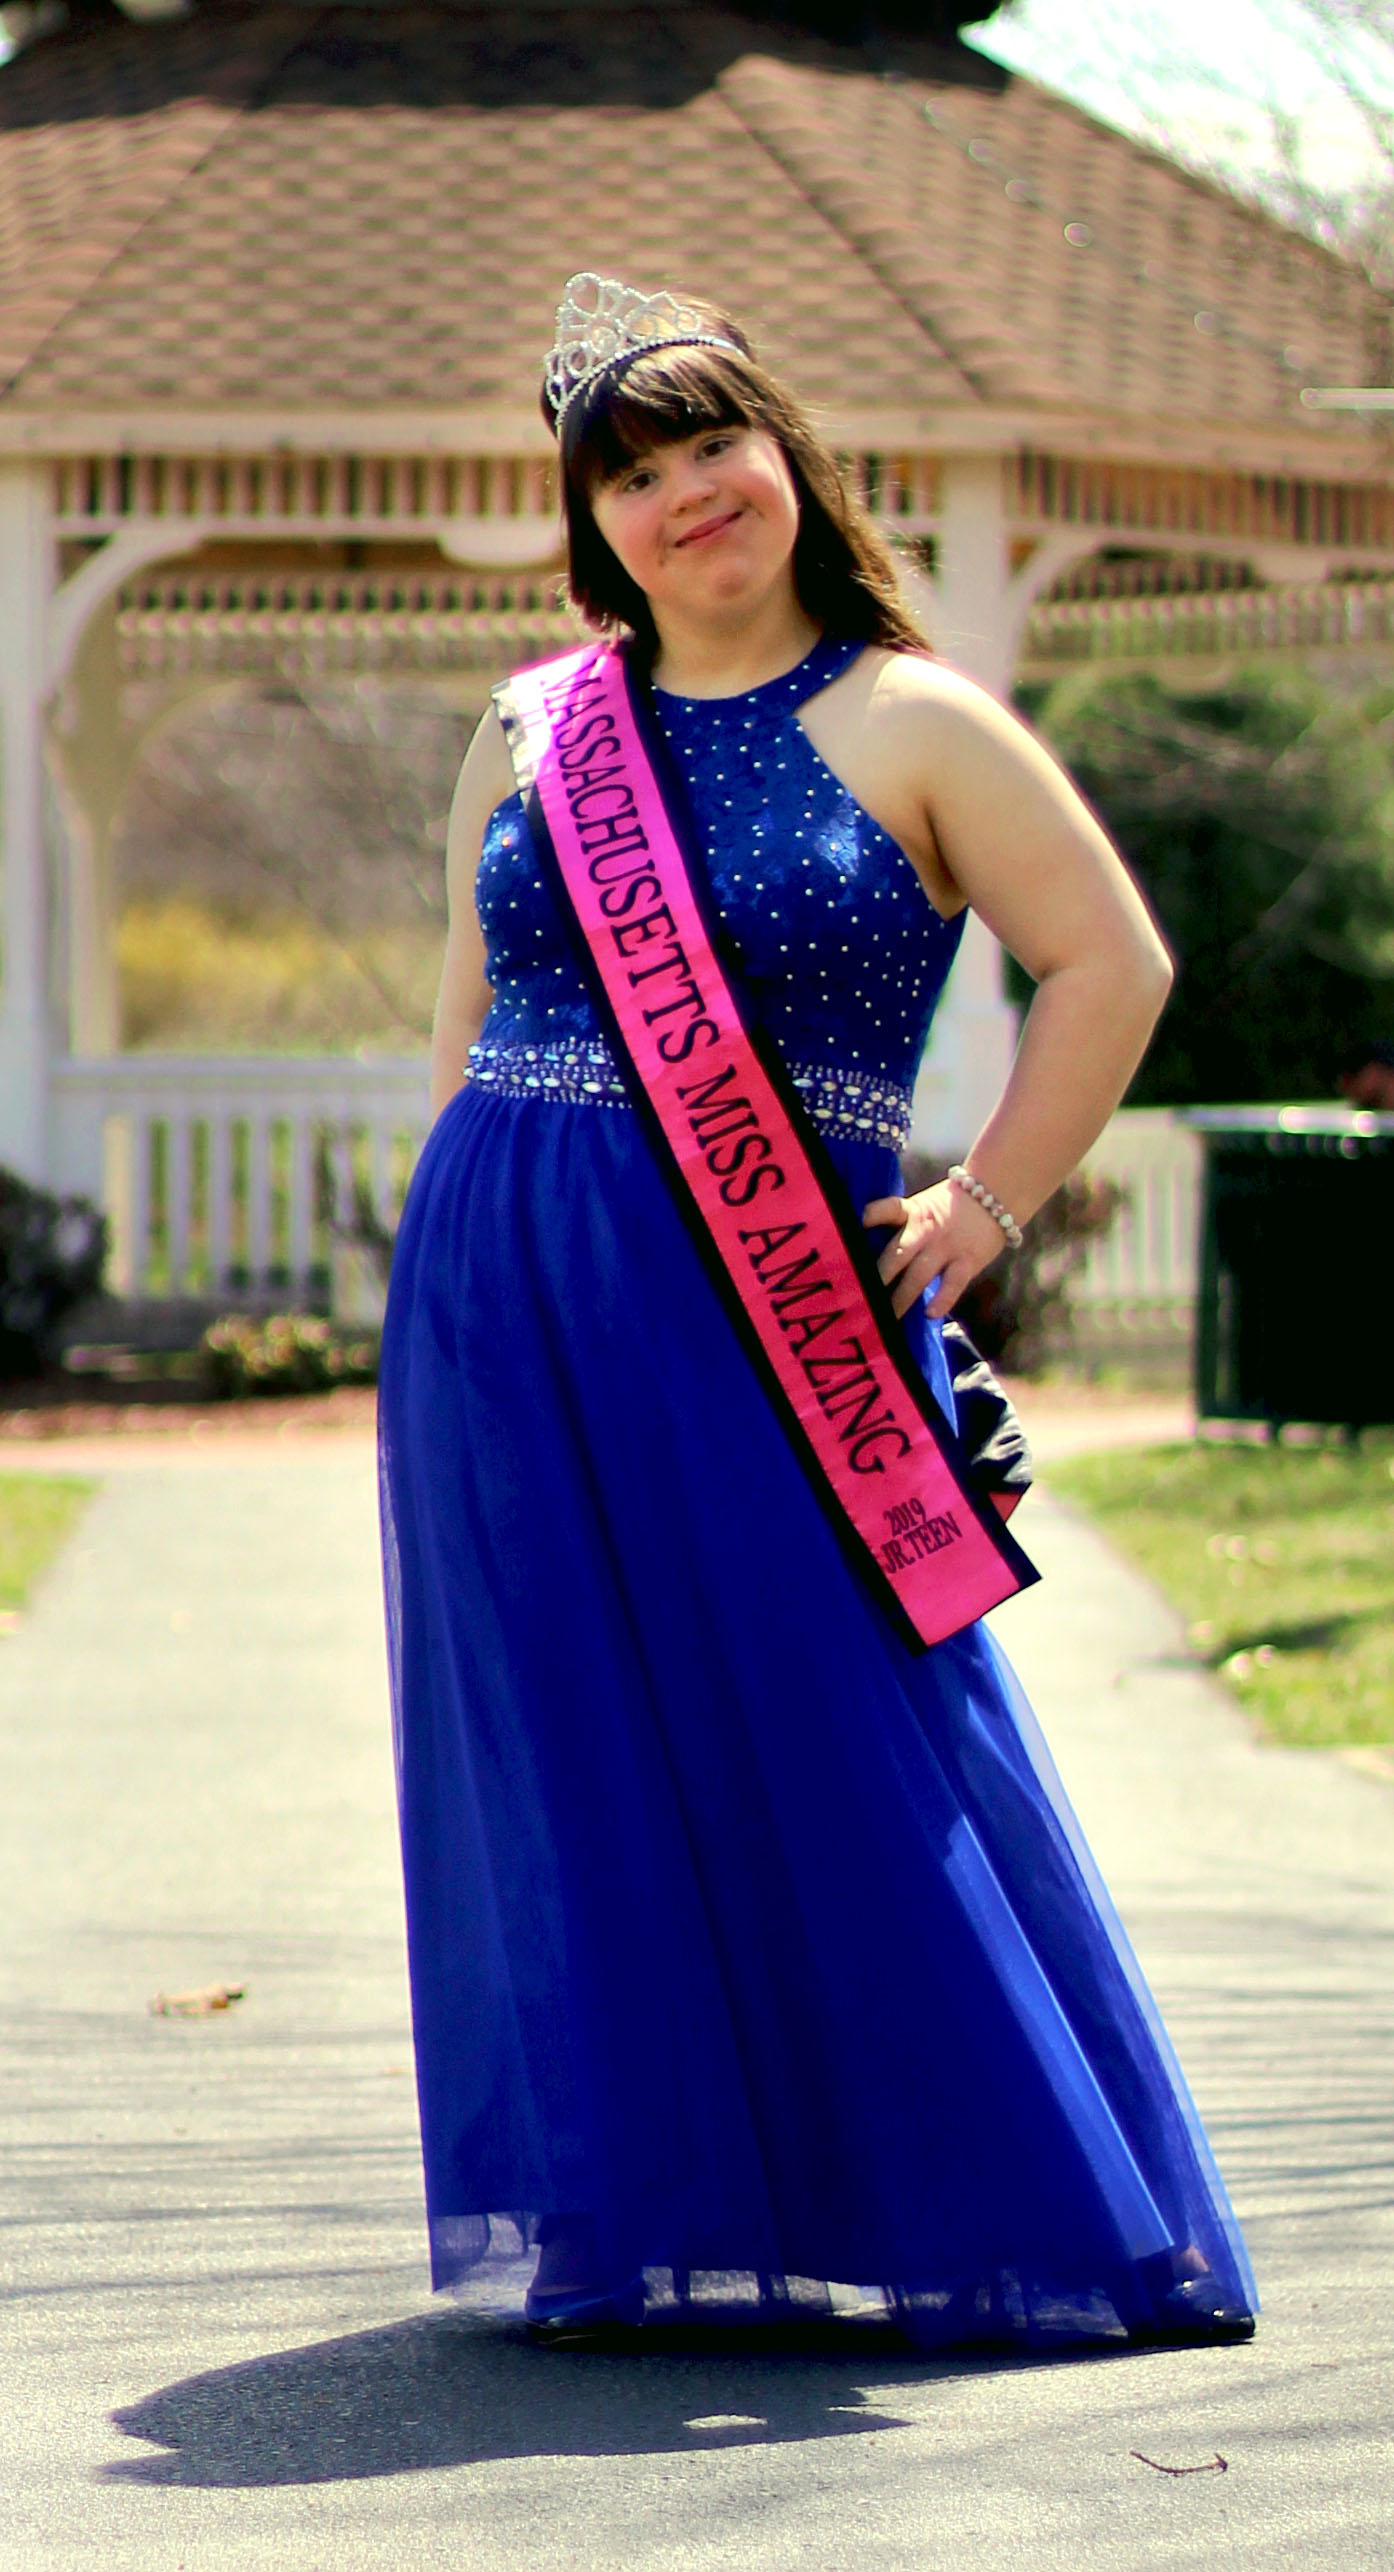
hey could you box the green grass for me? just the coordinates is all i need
[1047,1439,1394,1750]
[0,1474,96,1618]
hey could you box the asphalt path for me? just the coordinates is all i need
[1,1440,1391,2569]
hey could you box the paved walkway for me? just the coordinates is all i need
[0,1378,1191,1473]
[1,1441,1391,2570]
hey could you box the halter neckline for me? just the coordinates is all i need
[649,631,860,711]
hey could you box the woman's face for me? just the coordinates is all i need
[587,424,800,620]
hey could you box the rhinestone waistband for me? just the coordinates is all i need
[467,1035,912,1151]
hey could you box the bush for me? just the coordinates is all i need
[200,1311,379,1399]
[0,1168,107,1378]
[117,896,441,1054]
[902,1158,1126,1376]
[1028,665,1394,1105]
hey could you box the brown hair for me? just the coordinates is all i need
[544,298,927,660]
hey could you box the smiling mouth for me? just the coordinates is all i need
[674,508,744,550]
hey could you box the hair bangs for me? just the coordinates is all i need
[562,344,760,494]
[547,292,928,660]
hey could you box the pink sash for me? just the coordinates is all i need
[495,644,1036,1652]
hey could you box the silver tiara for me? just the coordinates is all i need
[544,272,741,428]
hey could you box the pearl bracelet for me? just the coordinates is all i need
[947,1164,1024,1252]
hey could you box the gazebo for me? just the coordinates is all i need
[1,0,1391,1304]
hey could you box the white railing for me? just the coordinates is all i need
[1078,1108,1201,1305]
[50,1060,1202,1321]
[1023,576,1394,670]
[116,568,575,681]
[51,1055,431,1304]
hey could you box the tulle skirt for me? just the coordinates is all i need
[377,1080,1256,2347]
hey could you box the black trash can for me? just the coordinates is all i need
[1186,1107,1394,1429]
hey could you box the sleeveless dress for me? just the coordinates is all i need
[378,634,1257,2346]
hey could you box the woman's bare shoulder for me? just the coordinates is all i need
[457,700,518,808]
[858,647,1066,792]
[447,701,518,847]
[443,704,519,913]
[862,647,1014,727]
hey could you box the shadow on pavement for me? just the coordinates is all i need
[105,2309,1109,2487]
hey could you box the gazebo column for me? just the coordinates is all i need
[910,453,1024,1157]
[0,462,56,1182]
[50,596,131,1056]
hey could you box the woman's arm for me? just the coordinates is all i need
[861,661,1173,1318]
[429,707,516,1121]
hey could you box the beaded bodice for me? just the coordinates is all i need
[473,634,963,1132]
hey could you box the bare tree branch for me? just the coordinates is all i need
[114,679,470,1048]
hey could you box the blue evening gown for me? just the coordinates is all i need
[378,635,1257,2346]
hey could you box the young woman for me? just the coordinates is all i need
[378,275,1257,2348]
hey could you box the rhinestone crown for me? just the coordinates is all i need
[544,272,741,429]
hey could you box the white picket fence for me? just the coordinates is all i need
[51,1055,431,1302]
[1077,1108,1201,1303]
[50,1056,1204,1320]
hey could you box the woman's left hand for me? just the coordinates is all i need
[862,1180,1011,1320]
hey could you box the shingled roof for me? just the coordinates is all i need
[0,0,1387,443]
